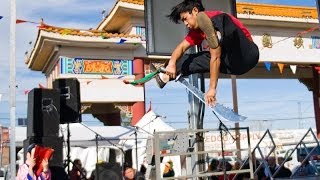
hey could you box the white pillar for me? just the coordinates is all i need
[9,0,17,178]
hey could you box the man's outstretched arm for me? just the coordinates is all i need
[166,39,191,79]
[205,46,221,106]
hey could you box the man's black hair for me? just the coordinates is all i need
[167,0,205,24]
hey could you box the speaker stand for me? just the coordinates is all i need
[64,123,87,179]
[95,134,100,180]
[80,123,125,178]
[66,123,72,174]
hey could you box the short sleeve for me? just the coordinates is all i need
[185,29,204,46]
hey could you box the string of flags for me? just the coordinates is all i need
[0,16,139,43]
[263,62,320,74]
[16,19,38,24]
[265,62,296,74]
[85,75,126,85]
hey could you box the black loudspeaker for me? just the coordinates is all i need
[23,136,64,167]
[94,162,122,180]
[53,78,82,124]
[145,0,236,55]
[27,88,60,137]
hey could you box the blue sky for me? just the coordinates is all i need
[0,0,318,130]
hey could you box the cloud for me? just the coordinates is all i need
[17,0,116,17]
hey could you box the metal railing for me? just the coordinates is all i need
[150,127,254,180]
[237,128,320,180]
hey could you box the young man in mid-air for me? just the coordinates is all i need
[153,0,259,106]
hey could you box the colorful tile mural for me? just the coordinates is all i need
[312,36,320,49]
[60,57,133,75]
[135,26,146,41]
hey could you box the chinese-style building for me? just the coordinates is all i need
[25,0,320,135]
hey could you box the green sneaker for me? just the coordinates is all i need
[197,12,219,49]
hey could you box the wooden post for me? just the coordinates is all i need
[231,75,241,159]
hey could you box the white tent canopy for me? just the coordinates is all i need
[119,111,176,173]
[135,110,174,133]
[120,110,175,149]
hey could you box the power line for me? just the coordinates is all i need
[164,117,315,124]
[144,100,313,106]
[163,116,315,123]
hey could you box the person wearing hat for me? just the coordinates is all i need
[17,143,52,180]
[162,160,175,178]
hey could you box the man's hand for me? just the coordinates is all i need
[205,88,217,106]
[166,62,176,79]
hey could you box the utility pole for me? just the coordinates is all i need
[9,0,17,178]
[231,75,241,159]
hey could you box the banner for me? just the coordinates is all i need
[60,56,133,75]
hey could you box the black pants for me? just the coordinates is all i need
[175,13,259,76]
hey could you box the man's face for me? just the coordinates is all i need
[180,8,199,29]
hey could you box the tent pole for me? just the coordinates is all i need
[135,128,139,171]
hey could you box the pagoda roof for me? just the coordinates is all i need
[97,1,318,32]
[236,2,318,19]
[97,0,144,31]
[26,23,142,71]
[38,24,140,38]
[118,0,143,5]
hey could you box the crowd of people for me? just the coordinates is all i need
[207,154,318,180]
[15,143,174,180]
[16,143,320,180]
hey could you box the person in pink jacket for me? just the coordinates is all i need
[17,143,52,180]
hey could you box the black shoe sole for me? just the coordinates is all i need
[150,63,166,89]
